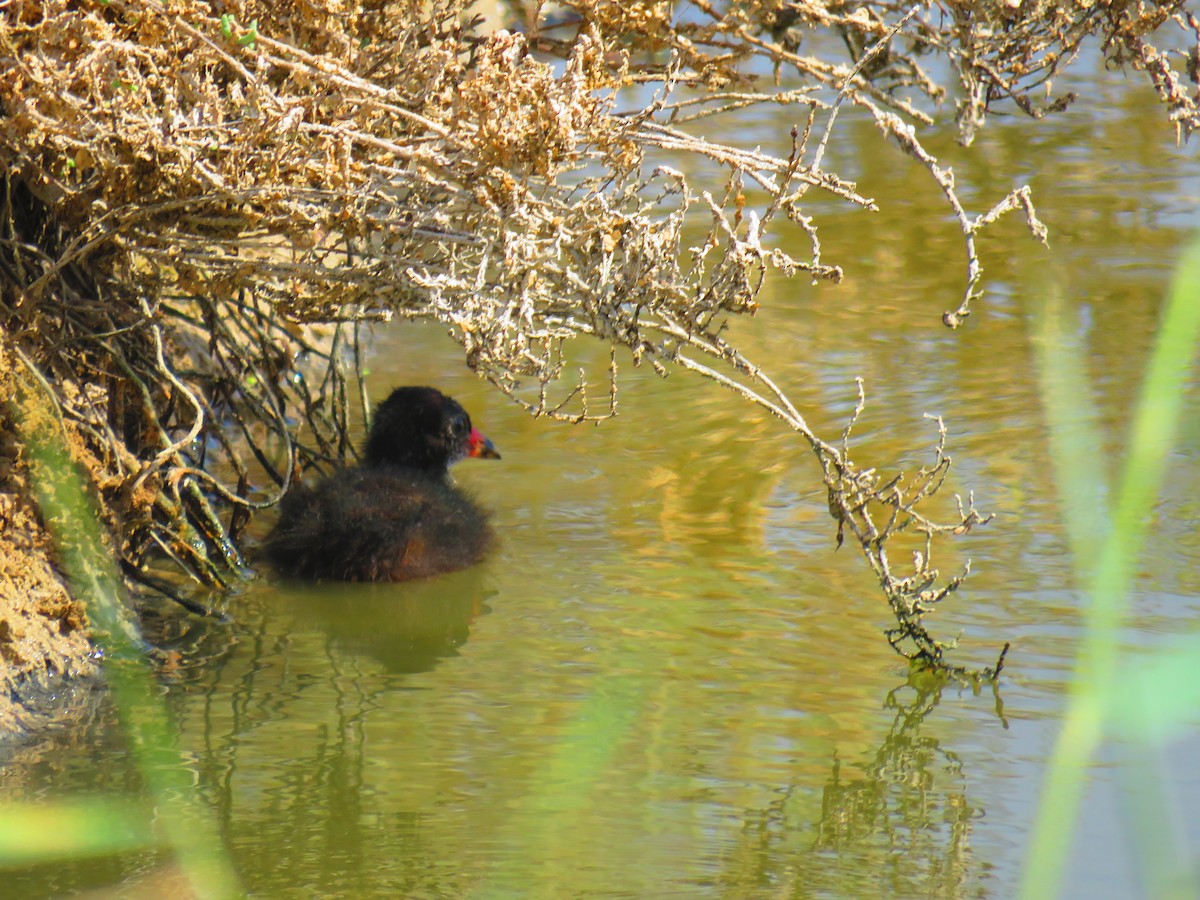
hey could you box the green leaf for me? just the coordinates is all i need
[238,19,259,48]
[0,800,157,863]
[1109,635,1200,744]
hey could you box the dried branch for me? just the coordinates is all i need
[871,111,1049,327]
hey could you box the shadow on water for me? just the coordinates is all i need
[269,571,494,677]
[135,562,493,682]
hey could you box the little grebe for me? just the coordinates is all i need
[265,386,500,582]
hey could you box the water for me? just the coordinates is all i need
[4,57,1199,899]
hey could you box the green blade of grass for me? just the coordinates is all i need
[1021,239,1200,898]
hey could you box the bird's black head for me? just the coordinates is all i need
[364,386,500,474]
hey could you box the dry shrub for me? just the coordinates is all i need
[0,0,1194,671]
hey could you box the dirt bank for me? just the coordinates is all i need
[0,344,98,734]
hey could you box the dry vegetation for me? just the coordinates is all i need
[0,0,1196,696]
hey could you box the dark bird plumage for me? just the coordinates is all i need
[265,386,500,582]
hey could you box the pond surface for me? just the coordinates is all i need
[5,54,1200,899]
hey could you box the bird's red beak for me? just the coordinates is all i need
[466,428,501,460]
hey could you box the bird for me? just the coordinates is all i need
[264,386,500,582]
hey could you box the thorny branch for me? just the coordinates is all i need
[0,0,1193,671]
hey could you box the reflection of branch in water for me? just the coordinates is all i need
[718,677,1007,895]
[812,686,973,889]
